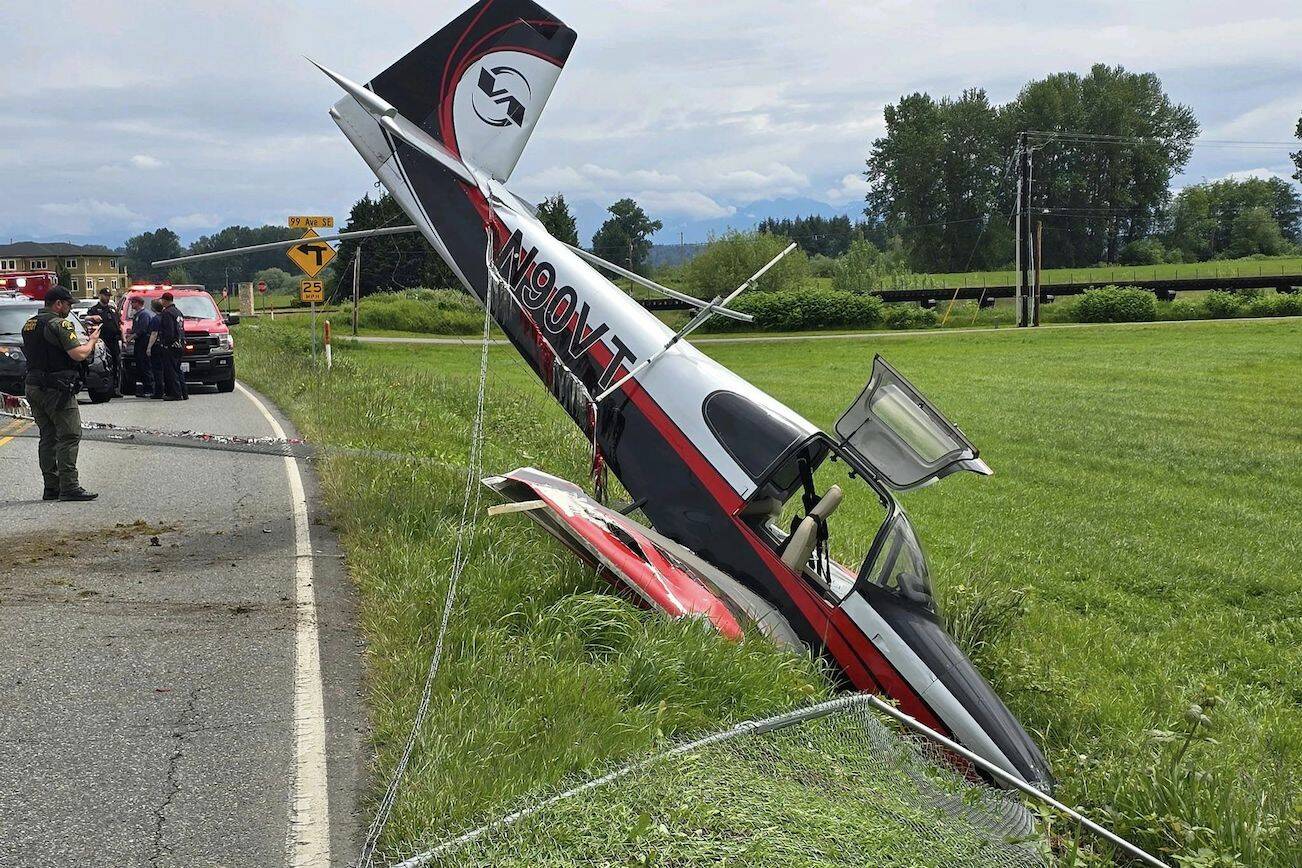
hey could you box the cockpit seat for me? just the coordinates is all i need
[781,485,843,572]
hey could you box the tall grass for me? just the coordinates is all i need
[240,317,1301,864]
[238,322,845,856]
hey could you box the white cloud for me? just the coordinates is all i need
[167,212,222,230]
[2,0,1300,243]
[823,173,871,206]
[40,199,143,221]
[634,191,737,220]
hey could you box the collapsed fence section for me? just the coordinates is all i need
[383,693,1048,868]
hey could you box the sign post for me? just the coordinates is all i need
[301,279,325,364]
[286,219,337,365]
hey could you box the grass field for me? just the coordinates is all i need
[806,255,1302,292]
[240,317,1300,865]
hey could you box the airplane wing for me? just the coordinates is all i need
[484,468,803,650]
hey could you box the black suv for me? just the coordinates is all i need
[0,300,116,403]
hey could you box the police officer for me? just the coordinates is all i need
[86,288,122,395]
[147,299,167,399]
[157,291,187,401]
[127,295,156,395]
[22,286,100,501]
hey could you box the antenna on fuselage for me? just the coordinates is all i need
[593,242,797,402]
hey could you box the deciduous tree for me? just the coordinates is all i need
[122,228,183,282]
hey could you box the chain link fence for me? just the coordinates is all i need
[381,694,1047,868]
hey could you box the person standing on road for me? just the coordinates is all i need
[147,299,166,399]
[86,288,122,396]
[157,292,188,401]
[128,296,156,396]
[21,286,100,502]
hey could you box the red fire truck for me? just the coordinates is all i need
[0,271,58,300]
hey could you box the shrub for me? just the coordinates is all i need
[808,254,838,279]
[718,287,884,332]
[1073,286,1157,323]
[1158,300,1205,321]
[1119,238,1167,266]
[884,304,938,329]
[1245,292,1302,318]
[832,239,912,294]
[683,230,809,298]
[355,288,483,334]
[1201,290,1245,320]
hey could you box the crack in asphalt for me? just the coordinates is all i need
[148,685,203,867]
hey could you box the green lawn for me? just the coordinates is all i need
[239,317,1300,865]
[805,254,1302,293]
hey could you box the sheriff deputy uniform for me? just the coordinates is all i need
[21,286,100,501]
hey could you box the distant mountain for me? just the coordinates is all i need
[647,242,709,269]
[571,196,868,249]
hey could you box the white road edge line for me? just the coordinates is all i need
[236,382,331,868]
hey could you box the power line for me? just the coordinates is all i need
[1025,130,1298,151]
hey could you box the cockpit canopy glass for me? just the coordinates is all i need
[835,355,986,490]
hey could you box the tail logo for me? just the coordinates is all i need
[473,65,531,128]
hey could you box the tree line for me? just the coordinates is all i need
[119,93,1300,296]
[866,65,1302,272]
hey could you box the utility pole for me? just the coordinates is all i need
[1015,132,1033,328]
[1033,219,1044,326]
[352,247,361,337]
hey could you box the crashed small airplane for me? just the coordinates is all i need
[163,0,1052,792]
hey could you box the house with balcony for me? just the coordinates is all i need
[0,242,130,297]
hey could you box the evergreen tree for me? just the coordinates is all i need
[1292,115,1301,185]
[536,194,580,246]
[334,193,459,296]
[184,225,300,289]
[122,228,184,282]
[866,65,1198,270]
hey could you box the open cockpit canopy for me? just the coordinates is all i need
[835,355,990,491]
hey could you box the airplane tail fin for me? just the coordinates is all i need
[363,0,575,182]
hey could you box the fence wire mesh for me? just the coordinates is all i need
[382,694,1047,868]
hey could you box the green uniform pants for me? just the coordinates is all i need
[25,384,81,493]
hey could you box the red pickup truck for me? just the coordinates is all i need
[120,285,239,393]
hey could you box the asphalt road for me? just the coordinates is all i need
[0,384,366,867]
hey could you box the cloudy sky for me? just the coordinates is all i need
[1,1,1299,247]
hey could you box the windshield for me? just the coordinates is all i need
[0,305,40,336]
[864,512,933,604]
[173,295,219,319]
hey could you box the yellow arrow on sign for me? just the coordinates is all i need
[287,228,337,278]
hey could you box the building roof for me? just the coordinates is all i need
[0,241,123,257]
